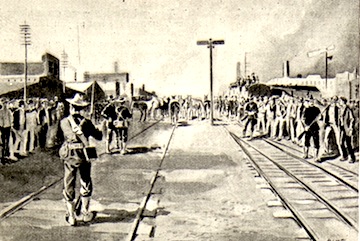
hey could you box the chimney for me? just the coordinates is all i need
[114,62,119,73]
[283,61,290,77]
[236,62,241,80]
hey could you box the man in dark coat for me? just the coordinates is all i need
[242,97,258,140]
[338,97,356,163]
[301,98,320,160]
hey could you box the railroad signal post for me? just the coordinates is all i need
[307,45,335,89]
[197,38,224,125]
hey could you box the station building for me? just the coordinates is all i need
[0,53,65,99]
[266,61,359,99]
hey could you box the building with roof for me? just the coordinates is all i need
[78,63,131,99]
[266,61,359,99]
[0,53,66,99]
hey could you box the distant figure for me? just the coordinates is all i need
[24,100,38,154]
[113,98,132,155]
[203,95,211,119]
[242,97,258,139]
[59,93,103,226]
[265,96,276,138]
[101,98,132,154]
[169,96,181,125]
[273,97,286,140]
[257,96,267,134]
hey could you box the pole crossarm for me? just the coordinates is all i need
[197,40,209,45]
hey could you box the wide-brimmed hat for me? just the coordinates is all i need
[66,93,89,107]
[115,96,127,103]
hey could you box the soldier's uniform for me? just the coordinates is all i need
[102,98,132,154]
[59,94,102,226]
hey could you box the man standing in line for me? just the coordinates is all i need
[0,99,12,164]
[338,97,356,163]
[322,96,342,157]
[23,100,38,154]
[59,93,103,226]
[37,99,51,150]
[285,97,297,143]
[10,100,27,157]
[242,96,258,140]
[265,96,276,138]
[301,98,321,160]
[273,97,286,140]
[256,96,267,134]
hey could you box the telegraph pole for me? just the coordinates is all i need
[61,50,68,93]
[20,22,31,103]
[197,38,224,125]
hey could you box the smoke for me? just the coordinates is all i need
[255,0,359,80]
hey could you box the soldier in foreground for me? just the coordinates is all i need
[59,93,103,226]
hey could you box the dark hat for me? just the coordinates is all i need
[115,96,127,103]
[66,93,89,107]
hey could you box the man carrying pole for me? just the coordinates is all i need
[300,98,321,160]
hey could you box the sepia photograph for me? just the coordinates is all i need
[0,0,359,240]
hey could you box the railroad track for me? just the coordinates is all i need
[264,138,358,192]
[227,130,358,241]
[126,124,176,241]
[0,120,162,222]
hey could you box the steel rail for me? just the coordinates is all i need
[264,139,358,193]
[226,130,319,241]
[126,124,176,241]
[267,138,358,176]
[0,120,162,222]
[237,135,358,231]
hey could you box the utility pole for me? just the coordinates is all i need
[20,22,31,103]
[197,38,224,125]
[61,50,68,93]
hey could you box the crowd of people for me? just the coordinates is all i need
[0,96,65,164]
[0,91,358,226]
[219,94,359,164]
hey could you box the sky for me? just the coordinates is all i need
[0,0,359,97]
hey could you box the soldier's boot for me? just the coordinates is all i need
[81,197,95,223]
[65,201,76,226]
[121,142,127,155]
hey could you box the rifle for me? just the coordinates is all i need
[297,103,331,140]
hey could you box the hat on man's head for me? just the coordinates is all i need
[66,93,89,107]
[115,94,127,103]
